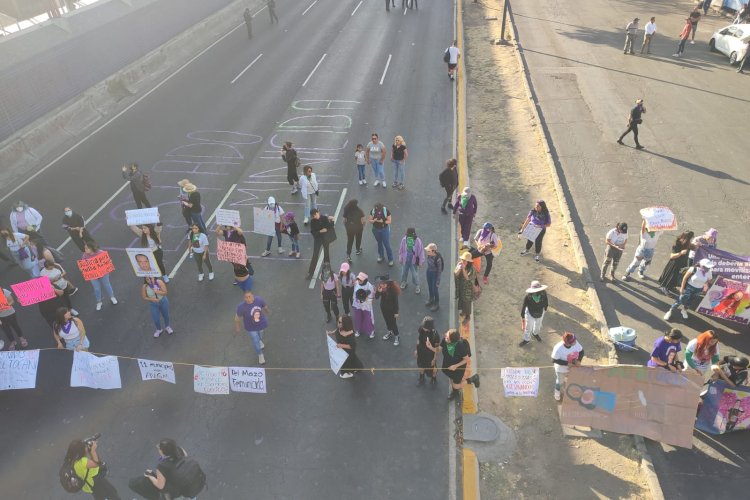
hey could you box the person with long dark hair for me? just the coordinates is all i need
[398,227,425,294]
[439,158,459,213]
[53,307,89,351]
[1,227,35,275]
[658,230,694,295]
[128,438,188,499]
[353,272,375,339]
[82,240,118,311]
[130,224,169,283]
[473,222,500,285]
[376,278,401,346]
[342,199,365,263]
[518,200,551,262]
[187,223,213,281]
[327,315,364,379]
[415,316,440,386]
[64,438,121,500]
[216,225,253,290]
[339,262,355,315]
[319,262,341,323]
[142,276,173,338]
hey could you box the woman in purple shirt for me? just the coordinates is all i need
[647,328,683,371]
[518,200,551,262]
[452,187,478,245]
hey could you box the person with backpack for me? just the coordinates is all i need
[128,438,205,500]
[261,196,285,257]
[398,227,425,294]
[282,141,300,194]
[122,163,152,209]
[61,437,121,499]
[444,40,461,80]
[424,243,444,312]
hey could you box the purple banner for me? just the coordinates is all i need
[694,247,750,283]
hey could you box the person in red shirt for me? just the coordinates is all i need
[673,18,692,57]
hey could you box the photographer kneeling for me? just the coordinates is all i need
[63,436,121,499]
[129,438,201,499]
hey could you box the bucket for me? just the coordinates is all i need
[609,327,637,352]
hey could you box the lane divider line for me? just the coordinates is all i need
[230,53,264,84]
[351,0,363,16]
[251,5,267,17]
[307,187,347,289]
[302,53,327,87]
[379,54,393,86]
[302,0,318,16]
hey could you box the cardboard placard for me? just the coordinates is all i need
[501,367,539,397]
[253,207,276,237]
[229,366,267,393]
[217,240,247,265]
[327,335,349,375]
[125,248,162,277]
[70,351,122,390]
[0,350,39,390]
[520,224,542,243]
[697,277,750,325]
[125,207,160,226]
[193,366,230,394]
[639,206,677,231]
[77,251,115,281]
[10,277,56,306]
[216,209,242,228]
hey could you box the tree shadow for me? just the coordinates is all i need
[642,149,750,185]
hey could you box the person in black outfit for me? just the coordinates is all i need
[342,199,365,262]
[737,39,750,74]
[415,316,441,385]
[121,163,151,209]
[439,158,459,213]
[307,209,333,280]
[62,207,92,252]
[375,278,401,346]
[182,183,207,233]
[268,0,279,23]
[440,329,479,401]
[243,8,253,39]
[329,315,364,379]
[282,142,300,194]
[128,438,187,499]
[617,99,646,149]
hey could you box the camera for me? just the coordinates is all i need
[84,433,101,449]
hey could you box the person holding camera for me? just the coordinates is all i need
[616,99,646,149]
[63,436,121,499]
[128,438,189,499]
[121,163,152,209]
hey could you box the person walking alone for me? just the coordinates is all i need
[445,40,460,80]
[641,17,657,54]
[376,278,401,346]
[518,200,551,262]
[235,291,270,365]
[617,99,646,149]
[122,163,151,209]
[268,0,278,23]
[624,18,639,54]
[439,158,459,214]
[673,18,692,57]
[142,276,173,338]
[689,7,701,44]
[424,243,444,312]
[282,141,299,193]
[243,8,253,39]
[519,280,549,346]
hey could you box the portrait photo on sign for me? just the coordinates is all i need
[125,248,161,277]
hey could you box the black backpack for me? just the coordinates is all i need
[172,457,206,497]
[59,459,88,493]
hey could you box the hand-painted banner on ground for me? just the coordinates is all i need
[560,365,702,448]
[229,366,267,393]
[194,365,230,394]
[697,277,750,325]
[327,335,348,375]
[253,207,276,237]
[125,248,161,277]
[215,209,242,228]
[70,351,122,390]
[0,350,39,390]
[217,240,247,265]
[696,380,750,434]
[125,207,160,226]
[694,247,750,283]
[0,290,11,312]
[11,277,55,306]
[501,367,539,397]
[639,206,677,231]
[520,224,542,243]
[77,251,115,281]
[138,359,176,384]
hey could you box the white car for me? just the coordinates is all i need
[709,23,750,64]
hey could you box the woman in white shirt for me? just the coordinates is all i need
[130,224,169,282]
[600,222,628,282]
[1,229,35,274]
[187,224,213,281]
[299,165,319,225]
[53,307,89,351]
[352,272,375,339]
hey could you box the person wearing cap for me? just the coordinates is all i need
[181,182,207,234]
[473,222,500,285]
[519,281,549,346]
[647,328,684,371]
[425,243,445,312]
[415,316,441,386]
[177,179,194,229]
[339,262,356,315]
[664,258,714,321]
[352,272,375,338]
[455,251,479,325]
[641,17,657,54]
[398,227,425,294]
[711,356,749,387]
[617,99,646,149]
[600,222,628,282]
[551,332,584,401]
[622,219,661,281]
[624,17,639,54]
[518,200,551,262]
[261,196,285,257]
[453,187,478,246]
[673,17,693,57]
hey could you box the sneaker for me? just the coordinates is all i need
[261,250,271,257]
[295,252,301,259]
[382,182,387,189]
[680,308,689,319]
[690,40,695,44]
[482,276,489,285]
[208,272,214,281]
[165,326,174,335]
[635,145,645,150]
[70,308,79,317]
[347,255,353,264]
[393,336,400,346]
[400,281,408,289]
[355,331,361,337]
[291,187,298,194]
[289,250,296,256]
[340,372,354,379]
[388,260,394,267]
[468,374,480,388]
[520,250,529,256]
[659,286,669,295]
[355,249,362,255]
[392,181,399,188]
[303,217,309,225]
[69,287,79,296]
[96,302,103,311]
[554,389,561,401]
[373,180,379,187]
[532,334,542,342]
[110,297,118,305]
[463,240,469,246]
[369,332,375,339]
[663,309,673,321]
[600,275,606,282]
[519,339,530,347]
[622,274,630,281]
[610,274,617,281]
[535,255,540,262]
[672,53,680,57]
[425,300,434,307]
[617,139,624,145]
[260,340,265,349]
[198,274,204,282]
[162,275,169,283]
[153,329,163,338]
[278,247,284,254]
[259,354,266,365]
[398,184,405,191]
[233,280,239,285]
[415,286,421,295]
[637,271,646,279]
[383,331,394,340]
[377,257,384,263]
[430,303,440,312]
[362,179,367,185]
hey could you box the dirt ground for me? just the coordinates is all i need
[462,1,650,498]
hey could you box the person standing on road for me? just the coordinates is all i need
[600,222,628,282]
[647,328,683,370]
[353,272,375,338]
[641,17,657,54]
[473,222,500,284]
[64,438,121,500]
[0,288,28,350]
[235,291,270,365]
[339,262,355,316]
[10,201,47,245]
[40,259,79,315]
[440,329,479,401]
[181,183,207,234]
[684,330,720,377]
[455,251,479,325]
[81,240,118,311]
[369,202,394,266]
[664,258,714,321]
[188,223,213,281]
[62,207,91,252]
[624,18,639,54]
[319,263,341,323]
[282,141,300,194]
[122,163,151,209]
[216,225,253,290]
[1,229,35,275]
[342,199,365,263]
[376,278,401,345]
[398,227,425,294]
[445,40,460,80]
[391,135,409,190]
[365,133,387,188]
[53,307,89,351]
[439,158,459,214]
[415,316,440,386]
[673,18,693,57]
[689,7,701,44]
[519,280,549,347]
[518,200,551,262]
[327,315,363,379]
[307,209,334,280]
[657,230,694,294]
[130,224,169,283]
[128,438,191,500]
[737,40,750,73]
[243,8,253,39]
[424,243,444,312]
[453,187,478,246]
[617,99,646,149]
[268,0,278,23]
[142,276,172,338]
[177,179,193,229]
[622,219,661,280]
[300,165,319,225]
[282,212,301,258]
[261,196,284,257]
[354,144,367,185]
[551,332,584,401]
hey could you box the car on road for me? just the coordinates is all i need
[709,23,750,64]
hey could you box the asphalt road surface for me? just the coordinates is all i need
[513,0,750,496]
[0,1,457,498]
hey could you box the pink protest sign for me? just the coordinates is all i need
[217,240,247,265]
[10,277,56,306]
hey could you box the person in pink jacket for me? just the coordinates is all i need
[398,227,426,294]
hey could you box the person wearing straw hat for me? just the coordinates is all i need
[551,332,584,401]
[455,251,479,325]
[177,179,193,229]
[664,258,714,321]
[519,280,548,347]
[182,182,207,234]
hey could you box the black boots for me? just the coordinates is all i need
[467,374,480,388]
[417,373,425,386]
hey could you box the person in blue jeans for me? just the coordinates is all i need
[398,227,425,293]
[368,202,394,266]
[664,258,714,321]
[424,243,444,312]
[235,291,270,365]
[365,133,387,188]
[81,240,118,312]
[182,183,207,234]
[142,276,173,338]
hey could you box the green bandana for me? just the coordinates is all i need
[460,195,469,209]
[532,293,541,303]
[648,231,656,238]
[446,342,457,357]
[407,236,415,252]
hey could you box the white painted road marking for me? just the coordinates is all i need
[302,53,327,87]
[302,0,318,16]
[230,53,263,84]
[351,1,363,16]
[379,54,393,85]
[251,5,266,17]
[308,188,347,289]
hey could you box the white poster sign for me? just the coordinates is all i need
[229,366,267,394]
[639,206,677,231]
[71,351,122,390]
[326,335,349,375]
[125,248,162,277]
[501,367,540,397]
[216,209,242,228]
[521,224,543,243]
[0,350,39,390]
[125,207,160,226]
[193,365,230,394]
[253,207,276,237]
[138,359,176,384]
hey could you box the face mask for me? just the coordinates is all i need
[64,210,73,217]
[15,207,23,212]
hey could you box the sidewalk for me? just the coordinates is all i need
[462,1,649,497]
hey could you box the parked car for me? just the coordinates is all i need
[709,23,750,64]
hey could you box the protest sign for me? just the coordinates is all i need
[70,351,122,390]
[10,277,55,306]
[520,224,542,243]
[560,365,702,448]
[193,366,230,394]
[0,350,39,390]
[0,290,10,312]
[217,240,247,265]
[696,380,750,434]
[77,251,115,281]
[253,207,276,237]
[125,248,161,277]
[639,206,677,231]
[501,367,539,397]
[697,277,750,325]
[326,335,348,375]
[125,207,160,226]
[216,209,242,228]
[229,366,267,394]
[694,247,750,283]
[138,359,176,384]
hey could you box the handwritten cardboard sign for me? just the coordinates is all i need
[70,351,122,390]
[640,206,677,231]
[0,350,39,390]
[125,207,160,226]
[77,251,115,281]
[217,240,247,265]
[520,224,543,243]
[216,209,242,228]
[501,367,539,397]
[253,207,276,237]
[10,277,55,306]
[229,366,267,394]
[326,335,348,375]
[193,365,230,394]
[138,359,176,384]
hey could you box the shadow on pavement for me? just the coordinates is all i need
[641,150,750,185]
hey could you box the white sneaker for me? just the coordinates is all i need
[663,309,673,321]
[165,326,174,335]
[340,372,354,379]
[70,308,79,316]
[260,340,265,349]
[96,302,102,311]
[680,308,689,319]
[153,329,162,338]
[278,247,284,254]
[259,354,266,365]
[554,389,561,401]
[415,286,421,294]
[363,179,367,185]
[303,217,309,225]
[637,271,646,279]
[291,187,298,194]
[198,274,204,282]
[355,331,361,337]
[690,40,695,44]
[261,250,271,257]
[162,275,169,283]
[382,182,387,189]
[373,180,379,187]
[208,272,214,281]
[110,297,118,305]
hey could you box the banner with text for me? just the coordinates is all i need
[501,367,539,397]
[215,209,242,228]
[0,350,39,390]
[11,277,55,306]
[253,207,276,237]
[694,247,750,283]
[138,359,176,384]
[217,240,247,265]
[77,251,115,281]
[229,366,267,394]
[697,277,750,325]
[520,224,542,243]
[125,207,160,226]
[194,366,230,394]
[70,351,122,390]
[639,206,677,231]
